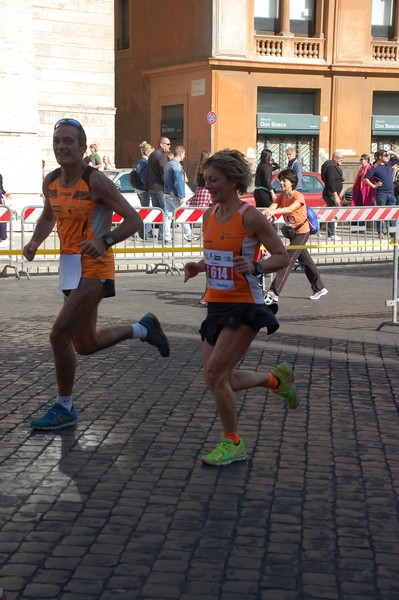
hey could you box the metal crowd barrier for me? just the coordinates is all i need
[2,204,399,268]
[1,204,398,326]
[0,204,21,278]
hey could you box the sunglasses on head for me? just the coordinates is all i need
[54,118,83,130]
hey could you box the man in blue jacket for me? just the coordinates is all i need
[163,146,196,243]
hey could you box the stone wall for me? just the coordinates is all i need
[0,0,115,210]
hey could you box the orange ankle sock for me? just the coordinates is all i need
[224,431,240,445]
[266,373,279,391]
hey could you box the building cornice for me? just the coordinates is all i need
[142,57,399,79]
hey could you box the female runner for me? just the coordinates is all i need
[184,150,299,466]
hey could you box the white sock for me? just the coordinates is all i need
[56,395,73,411]
[131,323,148,339]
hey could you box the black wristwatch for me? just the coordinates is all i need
[253,261,264,275]
[101,234,115,249]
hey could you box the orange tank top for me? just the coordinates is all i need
[48,166,115,280]
[203,202,264,303]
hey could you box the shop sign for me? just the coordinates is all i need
[257,113,320,134]
[161,119,183,136]
[372,116,399,135]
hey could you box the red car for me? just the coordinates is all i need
[242,172,326,208]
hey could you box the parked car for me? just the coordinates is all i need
[102,168,194,206]
[102,169,140,205]
[242,172,326,207]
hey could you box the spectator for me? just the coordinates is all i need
[88,143,102,169]
[144,137,170,241]
[163,145,196,243]
[321,150,345,240]
[136,141,154,239]
[363,149,399,240]
[351,154,374,207]
[263,168,328,305]
[253,149,277,208]
[102,155,113,170]
[285,146,303,191]
[188,150,212,207]
[265,148,280,172]
[392,163,399,203]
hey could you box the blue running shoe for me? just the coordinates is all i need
[31,403,78,430]
[139,313,170,357]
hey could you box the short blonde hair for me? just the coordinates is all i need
[90,143,98,152]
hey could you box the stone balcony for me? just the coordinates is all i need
[255,35,399,65]
[255,35,325,61]
[372,41,398,62]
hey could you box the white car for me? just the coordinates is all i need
[102,168,194,206]
[102,169,141,205]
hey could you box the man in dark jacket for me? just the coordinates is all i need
[363,149,399,239]
[321,150,344,240]
[145,137,171,241]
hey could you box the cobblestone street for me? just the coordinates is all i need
[1,263,398,600]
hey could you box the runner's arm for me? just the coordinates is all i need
[23,179,56,261]
[234,208,289,276]
[78,170,143,256]
[184,206,212,281]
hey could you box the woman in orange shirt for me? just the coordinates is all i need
[263,168,327,304]
[184,150,299,467]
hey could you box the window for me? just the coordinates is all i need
[116,0,130,51]
[258,89,316,114]
[373,91,399,115]
[290,0,315,37]
[254,0,280,33]
[117,174,135,193]
[372,0,394,38]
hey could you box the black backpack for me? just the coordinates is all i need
[129,167,144,190]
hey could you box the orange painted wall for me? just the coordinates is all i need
[115,0,399,177]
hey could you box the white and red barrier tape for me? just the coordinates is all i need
[20,206,164,224]
[21,207,43,223]
[0,206,12,221]
[112,208,163,224]
[315,206,399,222]
[17,204,399,225]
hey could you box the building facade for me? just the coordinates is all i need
[115,0,399,185]
[0,0,115,202]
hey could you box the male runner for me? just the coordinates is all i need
[24,118,170,430]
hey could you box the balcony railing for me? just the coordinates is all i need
[372,41,398,62]
[255,35,325,61]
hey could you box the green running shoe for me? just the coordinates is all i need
[201,438,247,466]
[271,361,299,409]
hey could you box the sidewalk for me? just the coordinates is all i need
[0,263,398,600]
